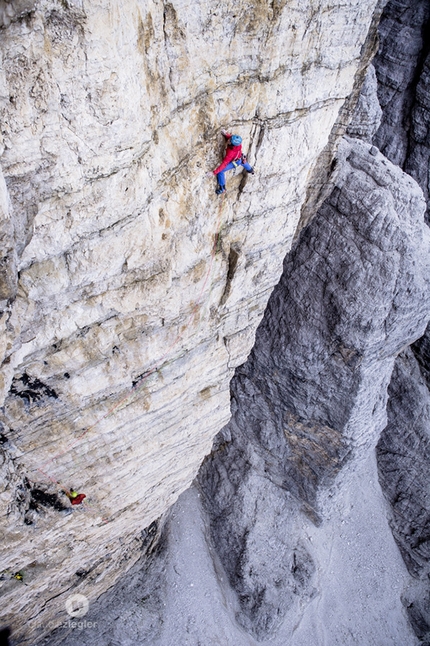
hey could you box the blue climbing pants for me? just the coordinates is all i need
[216,159,253,189]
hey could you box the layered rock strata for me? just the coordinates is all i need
[45,129,430,646]
[0,0,387,641]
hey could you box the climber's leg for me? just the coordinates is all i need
[215,162,235,192]
[216,170,226,191]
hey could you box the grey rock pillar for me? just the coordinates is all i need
[199,137,430,638]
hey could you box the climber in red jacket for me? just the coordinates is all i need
[212,130,254,194]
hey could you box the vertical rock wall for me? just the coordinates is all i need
[0,0,387,642]
[366,2,430,642]
[373,0,430,220]
[377,350,430,643]
[28,1,430,644]
[48,63,429,646]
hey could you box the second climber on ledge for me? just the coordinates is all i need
[212,130,254,195]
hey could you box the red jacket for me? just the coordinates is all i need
[70,493,86,505]
[213,133,242,174]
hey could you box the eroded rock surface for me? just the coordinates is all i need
[377,350,430,579]
[405,51,430,224]
[0,0,386,641]
[347,64,382,141]
[413,322,430,386]
[198,136,430,639]
[361,3,430,642]
[373,0,430,220]
[377,349,430,644]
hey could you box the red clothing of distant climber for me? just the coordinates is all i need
[213,133,243,175]
[71,493,86,505]
[69,492,86,505]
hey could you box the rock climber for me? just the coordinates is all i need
[212,130,254,194]
[65,489,86,505]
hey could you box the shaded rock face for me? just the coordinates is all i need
[377,350,430,579]
[200,426,316,639]
[405,51,430,223]
[373,0,430,220]
[199,136,430,639]
[376,350,430,643]
[356,2,430,642]
[0,0,388,641]
[413,322,430,386]
[347,64,382,141]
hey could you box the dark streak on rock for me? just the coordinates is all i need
[9,372,58,407]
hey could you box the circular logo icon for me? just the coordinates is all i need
[65,593,89,618]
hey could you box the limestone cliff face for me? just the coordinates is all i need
[0,0,386,641]
[49,133,430,646]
